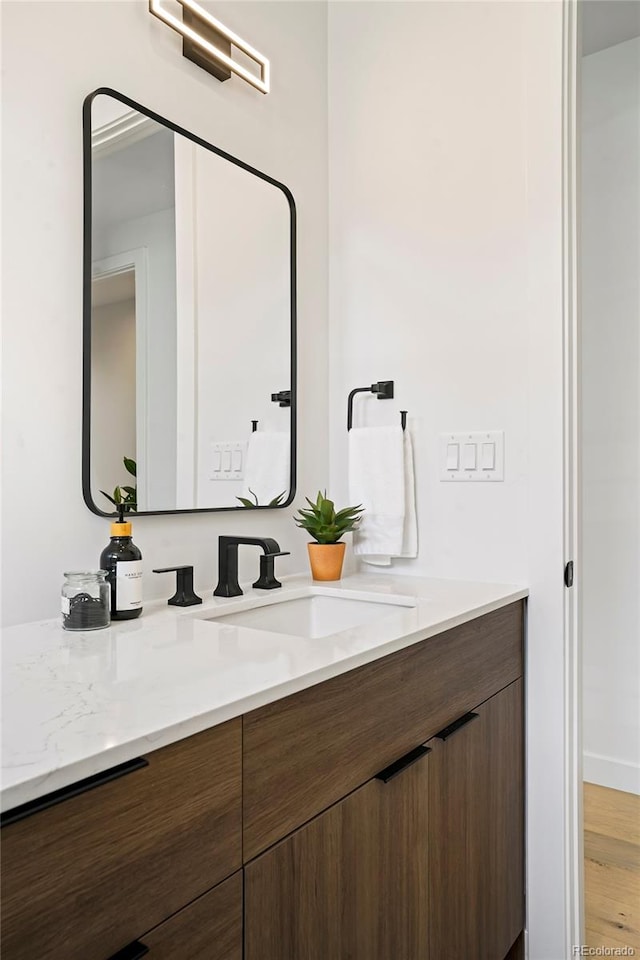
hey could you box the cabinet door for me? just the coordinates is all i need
[428,679,524,960]
[245,744,431,960]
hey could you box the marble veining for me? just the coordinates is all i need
[1,573,528,812]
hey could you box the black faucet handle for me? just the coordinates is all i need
[152,566,203,607]
[253,552,290,591]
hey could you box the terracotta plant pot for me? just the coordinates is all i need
[307,542,346,582]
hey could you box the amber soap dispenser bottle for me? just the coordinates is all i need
[100,505,143,620]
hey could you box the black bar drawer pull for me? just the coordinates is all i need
[108,941,149,960]
[375,744,431,783]
[1,757,149,828]
[435,712,479,741]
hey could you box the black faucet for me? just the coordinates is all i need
[214,536,290,598]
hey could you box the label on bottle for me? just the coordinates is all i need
[61,597,70,615]
[116,560,143,612]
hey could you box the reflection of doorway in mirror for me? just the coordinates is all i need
[92,249,150,510]
[90,267,137,512]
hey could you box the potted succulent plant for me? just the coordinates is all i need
[295,491,364,581]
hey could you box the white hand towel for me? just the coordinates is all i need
[348,425,401,564]
[241,432,290,506]
[348,426,418,565]
[400,430,418,559]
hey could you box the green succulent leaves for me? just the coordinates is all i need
[123,457,137,478]
[295,490,364,544]
[236,489,287,508]
[101,456,137,513]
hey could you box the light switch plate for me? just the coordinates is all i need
[440,431,504,482]
[210,441,246,480]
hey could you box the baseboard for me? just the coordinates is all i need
[583,751,640,795]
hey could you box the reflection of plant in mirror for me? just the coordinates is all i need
[236,488,287,509]
[101,457,137,513]
[295,491,364,544]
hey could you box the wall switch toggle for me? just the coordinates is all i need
[446,443,460,470]
[481,442,495,470]
[463,443,477,471]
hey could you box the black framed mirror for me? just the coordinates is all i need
[82,88,296,516]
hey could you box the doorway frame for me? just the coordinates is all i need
[562,0,584,951]
[92,248,150,508]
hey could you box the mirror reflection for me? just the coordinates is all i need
[85,91,294,515]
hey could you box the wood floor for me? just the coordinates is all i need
[584,782,640,952]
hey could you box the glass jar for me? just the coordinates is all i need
[62,571,110,631]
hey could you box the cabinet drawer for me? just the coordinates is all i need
[141,871,242,960]
[243,601,523,858]
[1,718,241,960]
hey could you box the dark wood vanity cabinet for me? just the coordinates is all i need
[242,602,523,860]
[244,676,524,960]
[1,602,524,960]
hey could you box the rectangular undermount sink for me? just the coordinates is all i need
[204,593,416,639]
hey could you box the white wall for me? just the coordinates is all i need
[328,3,566,958]
[581,37,640,795]
[1,0,328,624]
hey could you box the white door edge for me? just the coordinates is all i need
[562,0,584,953]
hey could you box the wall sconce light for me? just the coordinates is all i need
[149,0,270,94]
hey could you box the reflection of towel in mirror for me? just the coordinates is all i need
[241,432,290,506]
[348,425,418,566]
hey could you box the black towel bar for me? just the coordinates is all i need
[347,381,407,431]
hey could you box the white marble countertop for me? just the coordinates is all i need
[1,573,527,813]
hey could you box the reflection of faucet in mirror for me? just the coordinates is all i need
[214,536,290,598]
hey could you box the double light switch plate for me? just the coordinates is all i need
[440,431,504,482]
